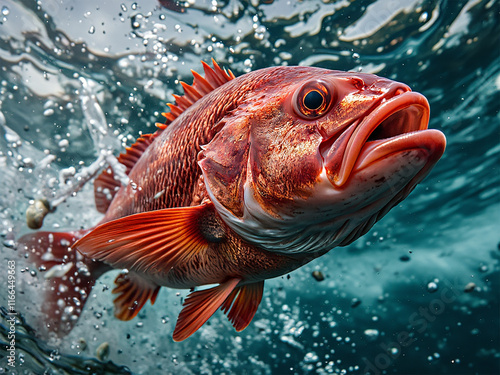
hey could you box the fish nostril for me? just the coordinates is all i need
[394,84,411,96]
[395,87,408,96]
[351,77,365,90]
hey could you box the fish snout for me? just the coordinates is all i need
[365,79,411,98]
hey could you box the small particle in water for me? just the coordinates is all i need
[1,6,9,16]
[96,342,110,361]
[121,3,127,12]
[78,337,87,351]
[136,322,143,328]
[399,254,410,262]
[26,199,51,230]
[312,270,324,281]
[350,298,361,308]
[352,52,360,59]
[88,26,96,34]
[131,16,140,29]
[427,281,438,293]
[464,282,476,293]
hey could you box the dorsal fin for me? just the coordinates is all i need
[162,59,235,124]
[93,59,235,213]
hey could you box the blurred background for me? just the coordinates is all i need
[0,0,499,374]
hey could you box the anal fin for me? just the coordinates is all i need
[173,278,241,342]
[112,272,160,321]
[221,280,264,332]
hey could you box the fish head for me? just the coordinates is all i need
[199,67,446,255]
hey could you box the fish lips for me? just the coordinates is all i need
[323,91,446,188]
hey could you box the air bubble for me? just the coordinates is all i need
[43,108,55,116]
[427,280,438,293]
[419,12,428,22]
[364,329,379,341]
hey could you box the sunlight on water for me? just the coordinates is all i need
[0,0,499,374]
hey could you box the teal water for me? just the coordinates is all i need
[0,0,499,374]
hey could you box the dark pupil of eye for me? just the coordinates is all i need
[303,90,324,110]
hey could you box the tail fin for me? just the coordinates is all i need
[18,230,108,336]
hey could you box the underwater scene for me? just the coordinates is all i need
[0,0,499,374]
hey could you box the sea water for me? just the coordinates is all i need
[0,0,499,374]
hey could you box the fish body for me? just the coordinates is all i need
[20,61,446,341]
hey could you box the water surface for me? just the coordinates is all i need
[0,0,499,374]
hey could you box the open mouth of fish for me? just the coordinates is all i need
[322,90,446,187]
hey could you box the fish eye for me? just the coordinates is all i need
[293,80,334,120]
[303,90,324,110]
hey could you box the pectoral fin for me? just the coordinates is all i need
[73,204,214,275]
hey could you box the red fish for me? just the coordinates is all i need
[19,60,446,341]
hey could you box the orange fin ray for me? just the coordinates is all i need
[73,204,213,274]
[181,81,203,102]
[162,59,235,125]
[173,278,241,342]
[172,94,192,110]
[221,281,264,331]
[191,70,214,95]
[112,271,160,321]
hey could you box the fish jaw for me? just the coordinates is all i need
[323,91,444,187]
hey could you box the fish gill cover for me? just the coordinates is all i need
[0,0,499,374]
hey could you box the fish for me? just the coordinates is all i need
[19,60,446,341]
